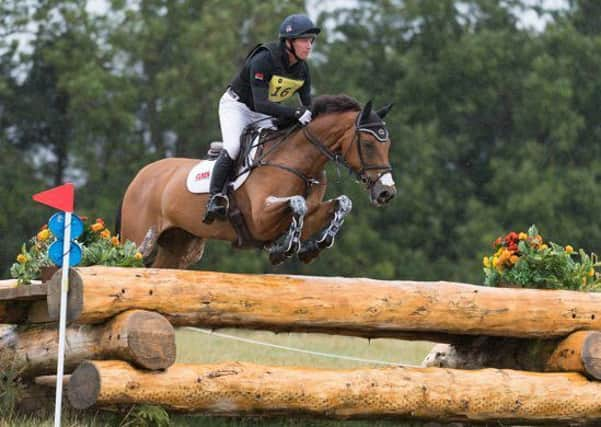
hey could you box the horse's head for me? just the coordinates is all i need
[343,100,396,206]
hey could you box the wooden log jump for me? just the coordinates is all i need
[0,281,48,323]
[66,360,601,424]
[1,310,175,376]
[46,266,601,340]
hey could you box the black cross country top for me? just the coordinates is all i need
[229,41,312,120]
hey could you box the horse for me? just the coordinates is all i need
[118,95,396,268]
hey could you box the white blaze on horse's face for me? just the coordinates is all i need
[370,172,397,206]
[379,172,395,187]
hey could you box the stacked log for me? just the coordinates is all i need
[45,266,601,340]
[1,309,175,377]
[64,360,601,424]
[5,266,601,423]
[0,277,176,413]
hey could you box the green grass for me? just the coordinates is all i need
[175,327,434,368]
[4,329,434,426]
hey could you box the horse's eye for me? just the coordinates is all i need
[361,140,376,156]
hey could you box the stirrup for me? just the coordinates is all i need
[203,193,229,224]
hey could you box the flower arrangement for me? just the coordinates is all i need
[483,225,601,291]
[10,217,143,285]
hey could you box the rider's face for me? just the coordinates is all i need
[289,37,314,61]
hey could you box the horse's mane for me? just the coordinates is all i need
[311,95,361,118]
[260,95,362,143]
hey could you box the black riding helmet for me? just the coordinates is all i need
[279,14,321,40]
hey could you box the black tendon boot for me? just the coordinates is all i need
[203,151,235,224]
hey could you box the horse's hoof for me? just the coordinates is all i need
[269,251,287,266]
[298,241,320,264]
[318,234,335,250]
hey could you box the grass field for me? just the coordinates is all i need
[3,329,435,426]
[175,327,434,368]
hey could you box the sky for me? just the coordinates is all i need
[83,0,569,31]
[8,0,571,62]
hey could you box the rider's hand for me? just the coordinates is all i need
[294,106,312,126]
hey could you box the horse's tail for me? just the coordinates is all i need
[114,196,123,238]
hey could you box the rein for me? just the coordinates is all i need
[240,113,392,195]
[302,120,392,188]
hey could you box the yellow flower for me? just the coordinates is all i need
[518,232,528,241]
[134,252,143,260]
[482,256,490,268]
[492,256,499,267]
[589,268,595,277]
[111,236,120,247]
[540,244,548,250]
[100,229,111,239]
[37,229,50,241]
[565,245,574,254]
[91,222,104,232]
[16,254,27,264]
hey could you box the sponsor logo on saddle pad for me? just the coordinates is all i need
[186,136,260,194]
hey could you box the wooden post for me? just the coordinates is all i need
[1,310,175,377]
[66,360,601,424]
[47,266,601,340]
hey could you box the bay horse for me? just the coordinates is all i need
[118,95,396,268]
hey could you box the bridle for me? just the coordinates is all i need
[244,111,392,196]
[302,113,392,188]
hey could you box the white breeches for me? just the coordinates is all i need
[219,90,274,159]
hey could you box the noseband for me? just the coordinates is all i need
[302,116,392,188]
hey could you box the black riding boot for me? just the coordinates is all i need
[203,151,235,224]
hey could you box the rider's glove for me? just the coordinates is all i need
[294,106,312,126]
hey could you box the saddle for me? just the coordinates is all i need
[205,122,297,249]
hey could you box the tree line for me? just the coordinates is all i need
[2,0,601,284]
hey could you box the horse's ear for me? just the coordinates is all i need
[359,100,373,124]
[376,103,393,119]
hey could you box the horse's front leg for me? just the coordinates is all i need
[298,195,352,264]
[263,195,308,265]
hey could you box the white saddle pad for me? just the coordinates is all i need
[186,135,260,194]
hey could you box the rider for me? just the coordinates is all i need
[203,13,320,224]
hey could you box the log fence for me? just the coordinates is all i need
[2,266,601,424]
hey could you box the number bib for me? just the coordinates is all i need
[268,75,304,102]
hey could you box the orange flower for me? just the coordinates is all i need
[565,245,574,254]
[111,236,120,247]
[37,229,50,241]
[100,229,111,239]
[510,255,519,264]
[91,222,104,232]
[589,268,595,277]
[134,252,143,260]
[16,254,27,264]
[95,218,105,225]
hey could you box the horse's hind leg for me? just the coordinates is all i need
[139,226,159,267]
[152,228,206,269]
[298,195,352,264]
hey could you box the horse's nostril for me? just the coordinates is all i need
[378,191,394,204]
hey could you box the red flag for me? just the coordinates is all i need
[32,183,75,212]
